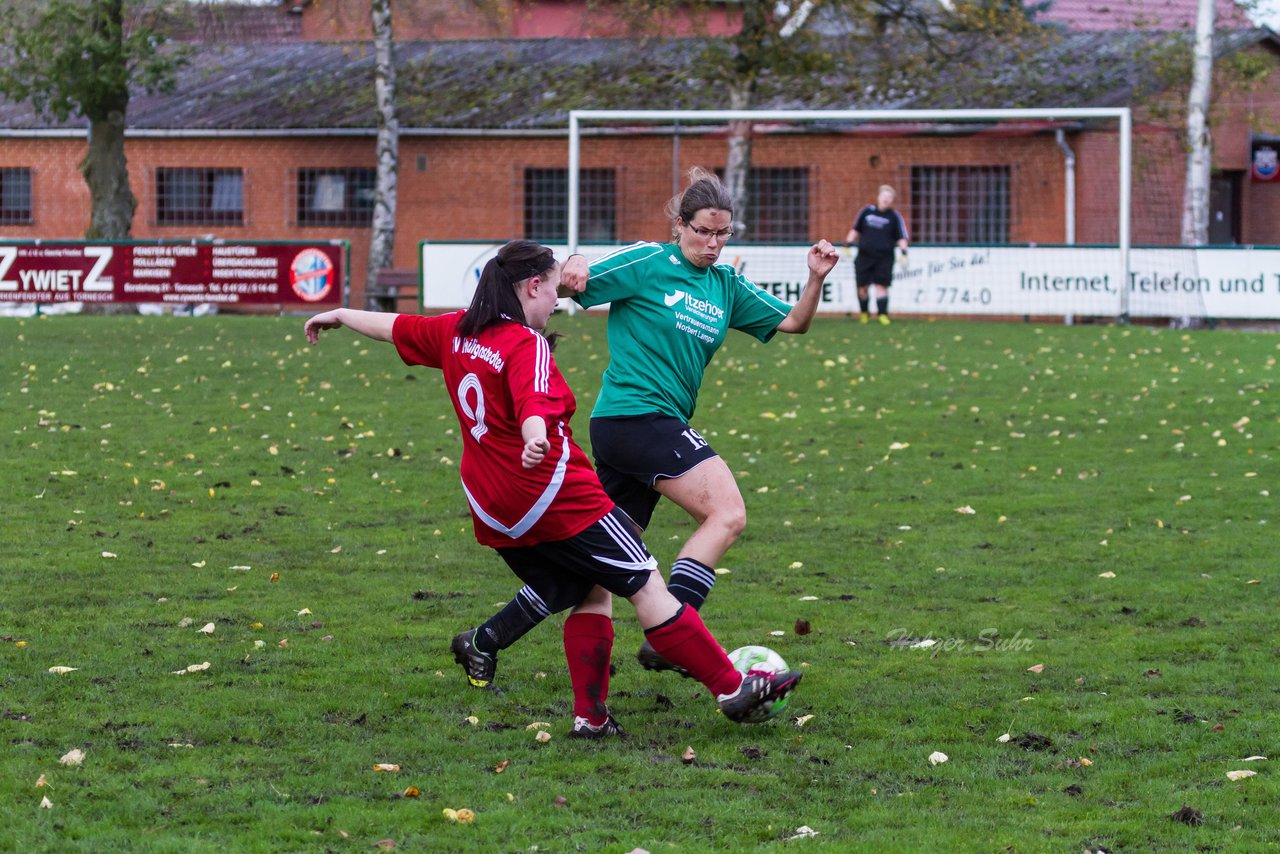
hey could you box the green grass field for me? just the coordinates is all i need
[2,314,1277,853]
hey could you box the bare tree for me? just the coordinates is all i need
[366,0,400,309]
[1181,0,1214,246]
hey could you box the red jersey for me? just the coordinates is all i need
[392,312,613,548]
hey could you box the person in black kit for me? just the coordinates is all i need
[845,185,909,325]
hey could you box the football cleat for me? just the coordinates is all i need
[569,714,626,739]
[450,629,496,688]
[716,669,803,724]
[636,639,693,678]
[878,314,891,326]
[859,312,870,324]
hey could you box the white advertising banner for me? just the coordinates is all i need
[421,242,1280,319]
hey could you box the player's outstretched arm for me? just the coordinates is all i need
[304,308,397,345]
[776,240,839,335]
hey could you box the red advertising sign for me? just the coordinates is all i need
[0,242,345,305]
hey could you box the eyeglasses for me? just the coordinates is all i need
[685,224,734,241]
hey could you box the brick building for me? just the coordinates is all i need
[1,2,1278,308]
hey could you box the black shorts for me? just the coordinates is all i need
[855,251,894,287]
[495,506,656,615]
[590,413,720,530]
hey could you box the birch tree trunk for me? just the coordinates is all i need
[1180,0,1214,246]
[723,81,753,238]
[366,0,400,309]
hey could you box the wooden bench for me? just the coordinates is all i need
[365,268,419,312]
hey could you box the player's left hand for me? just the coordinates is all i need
[521,436,551,468]
[808,240,840,279]
[304,310,344,345]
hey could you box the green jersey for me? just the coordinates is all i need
[574,241,792,421]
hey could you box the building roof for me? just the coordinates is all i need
[1,28,1276,133]
[1036,0,1253,31]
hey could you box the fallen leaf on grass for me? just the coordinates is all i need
[928,751,949,765]
[199,623,215,635]
[277,639,289,648]
[997,733,1011,743]
[270,573,280,582]
[535,731,552,743]
[329,546,342,554]
[372,763,400,772]
[794,715,815,728]
[59,749,85,766]
[1241,755,1267,762]
[770,630,786,637]
[714,567,731,575]
[40,796,53,809]
[1026,663,1045,673]
[1078,757,1094,766]
[786,826,820,840]
[525,722,551,731]
[788,561,804,569]
[464,716,479,726]
[1098,572,1117,579]
[1226,770,1257,781]
[171,661,211,675]
[101,552,117,559]
[374,840,395,850]
[296,608,312,616]
[955,506,976,515]
[35,774,47,788]
[798,596,819,601]
[552,795,569,808]
[494,759,510,774]
[681,746,696,764]
[47,666,78,675]
[402,786,420,798]
[191,560,206,568]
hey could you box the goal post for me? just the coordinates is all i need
[567,107,1133,320]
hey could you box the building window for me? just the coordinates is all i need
[298,167,376,226]
[747,167,809,242]
[156,167,243,226]
[524,168,616,242]
[0,168,33,225]
[909,165,1010,244]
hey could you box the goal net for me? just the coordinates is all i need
[566,108,1138,322]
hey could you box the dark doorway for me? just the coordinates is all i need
[1208,172,1242,245]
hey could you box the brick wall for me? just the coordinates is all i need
[5,112,1278,308]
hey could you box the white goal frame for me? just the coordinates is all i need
[568,108,1133,317]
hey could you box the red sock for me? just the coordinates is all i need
[644,605,741,697]
[563,613,614,725]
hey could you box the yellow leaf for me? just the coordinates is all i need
[59,749,85,767]
[372,763,400,772]
[47,666,78,675]
[455,808,475,823]
[402,786,420,798]
[535,731,552,743]
[35,774,47,788]
[1027,664,1045,673]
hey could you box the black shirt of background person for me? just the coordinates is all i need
[852,205,908,255]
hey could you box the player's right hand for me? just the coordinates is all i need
[559,254,589,293]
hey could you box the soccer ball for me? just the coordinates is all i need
[727,645,792,720]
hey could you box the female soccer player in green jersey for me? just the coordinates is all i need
[450,169,839,686]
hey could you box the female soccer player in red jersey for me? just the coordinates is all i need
[304,240,799,735]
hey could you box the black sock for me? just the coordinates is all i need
[474,585,546,655]
[668,557,716,611]
[876,295,889,317]
[858,294,870,314]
